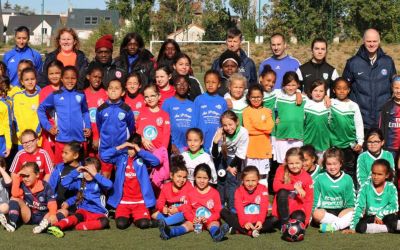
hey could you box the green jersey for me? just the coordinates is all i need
[313,172,355,211]
[308,164,324,181]
[330,99,364,148]
[350,181,398,229]
[304,99,330,151]
[263,89,280,136]
[357,150,395,187]
[224,93,248,125]
[275,93,305,140]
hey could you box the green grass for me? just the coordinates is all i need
[1,222,399,249]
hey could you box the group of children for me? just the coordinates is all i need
[0,42,400,242]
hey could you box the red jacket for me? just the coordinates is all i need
[235,184,269,227]
[272,165,314,226]
[156,181,193,212]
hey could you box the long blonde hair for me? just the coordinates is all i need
[283,147,304,184]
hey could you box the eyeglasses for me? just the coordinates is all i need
[21,138,37,146]
[144,94,158,100]
[250,96,262,100]
[367,140,382,145]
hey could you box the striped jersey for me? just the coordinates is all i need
[304,99,330,151]
[274,93,305,140]
[356,150,395,187]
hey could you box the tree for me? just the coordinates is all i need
[3,0,11,9]
[127,1,153,41]
[229,0,257,41]
[202,0,236,41]
[106,0,132,19]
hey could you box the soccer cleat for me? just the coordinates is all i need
[319,223,335,233]
[213,224,229,242]
[0,214,15,232]
[47,226,65,238]
[252,229,260,238]
[33,219,49,234]
[158,219,170,240]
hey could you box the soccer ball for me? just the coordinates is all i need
[281,219,305,242]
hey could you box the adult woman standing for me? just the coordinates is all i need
[115,32,156,88]
[38,28,88,87]
[156,39,181,71]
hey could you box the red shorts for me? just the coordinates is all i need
[101,160,114,173]
[115,203,150,220]
[76,208,107,221]
[54,142,67,164]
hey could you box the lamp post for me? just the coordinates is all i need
[41,0,44,46]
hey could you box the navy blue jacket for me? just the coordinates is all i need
[38,87,91,142]
[343,46,397,129]
[212,49,257,87]
[96,100,135,158]
[101,147,160,209]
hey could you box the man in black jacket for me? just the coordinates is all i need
[343,29,397,130]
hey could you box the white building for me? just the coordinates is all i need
[167,24,205,42]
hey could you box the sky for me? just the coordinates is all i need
[5,0,107,14]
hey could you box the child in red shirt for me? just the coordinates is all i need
[153,155,193,226]
[159,163,229,242]
[137,84,170,151]
[39,60,63,163]
[221,166,272,237]
[155,66,175,107]
[272,147,314,227]
[83,64,107,154]
[124,72,145,121]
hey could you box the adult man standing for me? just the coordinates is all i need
[79,34,127,89]
[259,33,301,89]
[211,27,257,87]
[343,29,397,129]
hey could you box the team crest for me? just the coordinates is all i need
[195,207,212,219]
[215,104,222,110]
[323,73,329,80]
[239,66,245,73]
[156,117,163,126]
[39,197,44,202]
[75,95,82,103]
[206,199,215,209]
[115,71,122,78]
[118,112,126,120]
[136,102,142,109]
[31,104,37,111]
[143,125,158,140]
[255,195,261,204]
[180,196,187,204]
[244,204,260,215]
[97,99,105,106]
[89,108,97,123]
[381,69,388,76]
[136,158,144,166]
[187,108,192,112]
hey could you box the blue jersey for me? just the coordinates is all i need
[96,100,135,156]
[61,169,112,214]
[162,97,194,152]
[38,87,91,142]
[258,55,300,89]
[21,180,56,215]
[193,93,227,153]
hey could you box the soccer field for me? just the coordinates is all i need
[1,223,399,250]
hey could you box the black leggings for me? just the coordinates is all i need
[115,217,154,230]
[220,208,275,234]
[276,189,306,224]
[355,214,398,233]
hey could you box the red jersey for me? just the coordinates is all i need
[10,149,53,180]
[125,93,145,120]
[272,165,314,226]
[137,107,170,149]
[39,85,59,103]
[84,88,107,141]
[156,181,193,212]
[121,157,144,203]
[159,86,175,107]
[182,186,222,223]
[235,184,269,227]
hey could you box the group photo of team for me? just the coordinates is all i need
[0,9,400,247]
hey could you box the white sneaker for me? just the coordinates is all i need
[33,219,49,234]
[0,214,15,232]
[252,229,260,238]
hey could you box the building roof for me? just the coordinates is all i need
[168,24,204,37]
[6,15,61,35]
[66,8,119,30]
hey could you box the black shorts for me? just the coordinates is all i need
[324,208,343,217]
[28,212,46,225]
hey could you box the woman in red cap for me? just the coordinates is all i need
[38,28,88,88]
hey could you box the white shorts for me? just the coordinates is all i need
[273,139,303,163]
[246,158,270,175]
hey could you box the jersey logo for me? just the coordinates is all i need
[195,206,212,219]
[187,108,192,112]
[135,102,142,109]
[244,204,260,215]
[89,108,97,123]
[173,107,179,110]
[323,73,328,80]
[206,199,214,209]
[381,69,388,76]
[215,104,222,110]
[10,58,15,63]
[104,113,109,117]
[305,74,311,78]
[118,112,126,120]
[239,66,245,73]
[201,105,207,109]
[59,96,64,101]
[97,99,105,107]
[31,104,37,111]
[156,117,163,126]
[133,110,140,117]
[255,195,261,204]
[275,66,280,70]
[136,158,143,166]
[39,196,44,202]
[143,125,158,140]
[357,72,363,75]
[75,95,82,103]
[115,71,122,78]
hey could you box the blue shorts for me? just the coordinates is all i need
[28,212,46,225]
[0,136,5,157]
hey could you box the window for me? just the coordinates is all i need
[104,16,111,21]
[84,16,90,24]
[42,28,47,34]
[91,16,98,24]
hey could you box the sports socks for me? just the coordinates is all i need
[209,225,219,238]
[169,225,187,237]
[75,220,104,230]
[332,212,353,230]
[366,224,388,233]
[8,200,20,227]
[320,212,338,224]
[55,215,79,230]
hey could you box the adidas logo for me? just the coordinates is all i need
[59,97,64,100]
[104,113,109,117]
[10,59,15,63]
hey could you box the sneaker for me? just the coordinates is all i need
[47,226,65,238]
[319,223,335,233]
[33,219,49,234]
[0,214,15,232]
[158,219,170,240]
[252,229,260,238]
[213,224,229,242]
